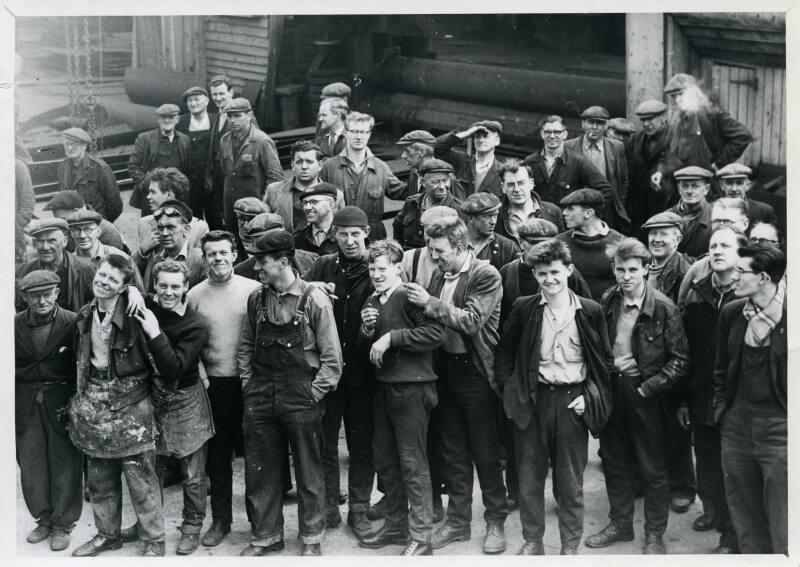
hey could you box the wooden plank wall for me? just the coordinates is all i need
[204,16,271,84]
[133,16,203,75]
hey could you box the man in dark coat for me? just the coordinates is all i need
[495,239,613,555]
[564,106,631,233]
[715,163,778,227]
[395,130,436,198]
[435,120,505,198]
[128,104,191,217]
[16,271,82,552]
[713,244,786,554]
[176,86,217,221]
[667,166,714,259]
[461,192,519,272]
[314,97,348,158]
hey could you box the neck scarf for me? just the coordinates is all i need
[742,276,786,347]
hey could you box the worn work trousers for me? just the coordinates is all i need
[665,404,697,501]
[438,354,508,529]
[16,393,83,530]
[693,423,737,549]
[322,380,375,514]
[599,375,669,536]
[156,444,208,534]
[516,385,588,548]
[87,451,165,542]
[373,382,437,543]
[205,376,243,525]
[720,403,787,554]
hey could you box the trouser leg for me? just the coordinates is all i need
[122,451,164,542]
[665,405,696,501]
[343,382,375,513]
[321,386,345,514]
[514,410,550,543]
[16,405,53,527]
[86,456,123,539]
[753,412,787,554]
[180,444,209,533]
[371,384,409,532]
[693,423,737,547]
[205,377,243,525]
[285,405,326,545]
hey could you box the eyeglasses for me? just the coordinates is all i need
[711,219,736,227]
[69,225,98,235]
[735,268,756,275]
[542,129,565,137]
[749,237,778,245]
[347,129,372,136]
[153,206,188,221]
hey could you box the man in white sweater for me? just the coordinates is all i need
[186,230,259,547]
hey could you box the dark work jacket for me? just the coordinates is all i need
[564,135,631,230]
[498,259,592,327]
[294,224,339,257]
[472,233,519,272]
[495,192,564,245]
[74,294,157,411]
[435,131,504,198]
[524,147,611,211]
[392,192,463,250]
[206,113,260,193]
[314,131,346,159]
[57,154,123,221]
[601,283,689,399]
[15,307,78,434]
[220,125,284,201]
[177,112,217,193]
[680,273,737,425]
[668,106,752,172]
[625,128,670,229]
[17,253,95,314]
[712,298,786,423]
[495,293,613,435]
[647,251,692,305]
[667,200,712,259]
[128,129,192,212]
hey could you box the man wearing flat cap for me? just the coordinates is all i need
[321,82,351,101]
[57,127,123,222]
[234,213,319,280]
[461,192,519,272]
[237,230,342,556]
[524,115,613,216]
[663,73,752,189]
[128,103,191,216]
[304,205,377,537]
[45,190,128,254]
[435,120,505,197]
[16,271,82,552]
[716,163,778,227]
[177,86,216,221]
[132,199,208,292]
[396,130,446,198]
[393,158,463,250]
[231,196,270,258]
[401,206,459,289]
[295,183,340,256]
[219,97,284,245]
[606,118,636,144]
[627,99,672,234]
[66,209,137,277]
[564,106,631,233]
[315,98,349,158]
[666,166,714,258]
[17,218,95,313]
[555,188,624,301]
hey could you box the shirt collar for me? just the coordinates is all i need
[376,279,403,303]
[623,286,646,309]
[444,253,472,280]
[582,136,603,151]
[539,288,584,311]
[160,240,189,261]
[269,273,303,298]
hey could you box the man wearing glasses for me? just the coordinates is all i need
[319,111,405,239]
[748,221,782,249]
[434,120,505,198]
[524,115,611,209]
[132,199,208,292]
[57,128,123,222]
[713,244,787,554]
[715,164,778,226]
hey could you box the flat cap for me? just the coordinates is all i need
[18,270,61,294]
[225,98,252,114]
[396,130,436,146]
[559,188,605,210]
[242,213,285,252]
[28,218,69,238]
[664,73,697,95]
[208,74,231,86]
[635,99,668,118]
[300,183,338,201]
[607,117,636,134]
[321,82,351,99]
[580,106,610,121]
[252,230,295,255]
[233,197,269,218]
[62,127,91,145]
[517,218,559,241]
[182,86,209,100]
[420,206,458,226]
[461,192,501,216]
[642,211,683,231]
[470,120,503,135]
[66,209,102,226]
[419,158,454,176]
[333,206,369,227]
[155,103,181,117]
[674,166,713,180]
[153,199,192,223]
[44,190,84,211]
[716,163,753,179]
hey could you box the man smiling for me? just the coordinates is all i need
[667,166,714,258]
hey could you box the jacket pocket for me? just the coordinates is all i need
[366,184,384,199]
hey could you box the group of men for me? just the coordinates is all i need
[14,71,787,557]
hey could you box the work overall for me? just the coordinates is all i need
[243,287,326,547]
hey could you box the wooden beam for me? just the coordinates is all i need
[690,37,785,56]
[666,14,691,81]
[626,13,665,119]
[682,26,785,45]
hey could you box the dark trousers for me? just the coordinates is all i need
[693,423,737,549]
[205,171,226,231]
[500,412,519,500]
[516,385,588,548]
[720,404,787,554]
[438,354,508,528]
[322,380,375,514]
[599,376,669,535]
[665,407,697,501]
[156,444,208,534]
[16,398,83,530]
[87,451,165,542]
[205,376,244,525]
[373,382,437,543]
[428,405,446,503]
[243,383,325,546]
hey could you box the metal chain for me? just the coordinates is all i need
[65,18,78,126]
[82,16,98,155]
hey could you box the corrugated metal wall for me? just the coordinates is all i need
[204,16,271,84]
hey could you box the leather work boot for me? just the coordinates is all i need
[72,535,123,557]
[240,541,285,556]
[347,510,372,540]
[670,496,693,513]
[120,524,139,543]
[301,543,322,556]
[584,522,635,548]
[50,529,70,552]
[643,533,666,554]
[517,540,545,555]
[176,531,200,555]
[27,524,51,544]
[692,510,715,531]
[401,540,433,555]
[431,524,470,550]
[142,540,165,556]
[358,524,409,549]
[483,521,506,554]
[202,520,230,546]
